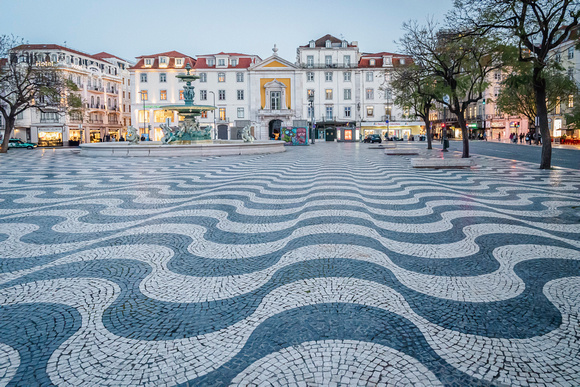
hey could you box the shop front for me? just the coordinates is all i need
[90,129,102,143]
[362,121,423,140]
[37,128,63,147]
[69,128,81,146]
[336,127,358,142]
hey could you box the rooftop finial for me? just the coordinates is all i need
[272,44,278,56]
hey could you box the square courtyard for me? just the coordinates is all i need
[0,142,579,386]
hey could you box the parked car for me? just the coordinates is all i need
[388,136,404,141]
[8,139,37,149]
[363,134,382,143]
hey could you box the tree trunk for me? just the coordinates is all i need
[423,116,432,149]
[452,100,469,158]
[457,113,470,158]
[533,66,552,169]
[0,116,15,153]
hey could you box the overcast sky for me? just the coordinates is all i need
[1,0,453,63]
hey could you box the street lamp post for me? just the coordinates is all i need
[308,90,315,144]
[208,91,217,139]
[141,90,146,141]
[357,102,361,141]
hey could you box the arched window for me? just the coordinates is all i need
[91,96,95,106]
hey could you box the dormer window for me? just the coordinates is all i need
[230,58,238,66]
[175,58,184,67]
[218,58,226,66]
[144,58,152,67]
[309,40,315,48]
[342,40,347,48]
[159,56,168,67]
[207,58,215,66]
[400,58,406,65]
[325,40,331,48]
[369,59,376,66]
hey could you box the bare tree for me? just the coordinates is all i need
[398,19,503,158]
[0,35,72,153]
[391,64,438,149]
[453,0,580,168]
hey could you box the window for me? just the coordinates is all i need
[325,89,333,100]
[367,106,374,116]
[366,88,374,99]
[138,110,150,122]
[568,95,574,108]
[325,55,332,66]
[568,47,574,59]
[556,97,561,114]
[237,90,244,100]
[140,73,147,83]
[237,107,244,118]
[344,89,351,100]
[307,55,314,67]
[200,90,207,100]
[218,72,225,82]
[555,52,561,62]
[369,59,376,66]
[175,58,183,67]
[159,73,167,82]
[201,111,207,118]
[344,106,351,118]
[325,40,331,48]
[400,58,406,65]
[236,72,244,82]
[344,72,351,82]
[325,72,332,81]
[160,90,167,100]
[200,73,207,82]
[271,91,281,110]
[218,59,226,66]
[219,107,226,120]
[154,110,172,123]
[568,68,574,79]
[307,72,314,82]
[307,89,314,98]
[344,55,351,67]
[179,90,184,100]
[494,71,502,81]
[140,90,148,101]
[218,90,226,100]
[207,58,215,66]
[144,58,152,66]
[326,106,333,120]
[230,59,238,66]
[366,71,373,82]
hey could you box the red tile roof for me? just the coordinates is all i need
[92,52,130,63]
[130,52,196,70]
[135,50,190,59]
[194,57,257,69]
[358,52,413,68]
[12,44,102,61]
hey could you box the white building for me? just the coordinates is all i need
[194,52,261,139]
[129,51,197,141]
[10,44,132,146]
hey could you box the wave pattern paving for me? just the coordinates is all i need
[0,144,579,386]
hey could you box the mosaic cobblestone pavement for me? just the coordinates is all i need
[0,143,579,386]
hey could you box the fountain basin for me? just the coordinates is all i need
[79,140,286,157]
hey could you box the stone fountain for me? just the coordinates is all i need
[158,63,216,144]
[80,64,285,156]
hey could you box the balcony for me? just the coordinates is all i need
[89,86,105,92]
[40,118,60,123]
[88,118,104,124]
[106,88,118,94]
[258,109,294,118]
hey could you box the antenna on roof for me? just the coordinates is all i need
[64,41,67,47]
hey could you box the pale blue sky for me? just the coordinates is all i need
[1,0,453,63]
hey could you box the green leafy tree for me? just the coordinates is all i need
[497,63,578,135]
[391,64,439,149]
[452,0,580,168]
[398,19,504,158]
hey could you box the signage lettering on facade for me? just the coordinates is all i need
[35,61,54,67]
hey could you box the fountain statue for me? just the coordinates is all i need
[159,63,216,144]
